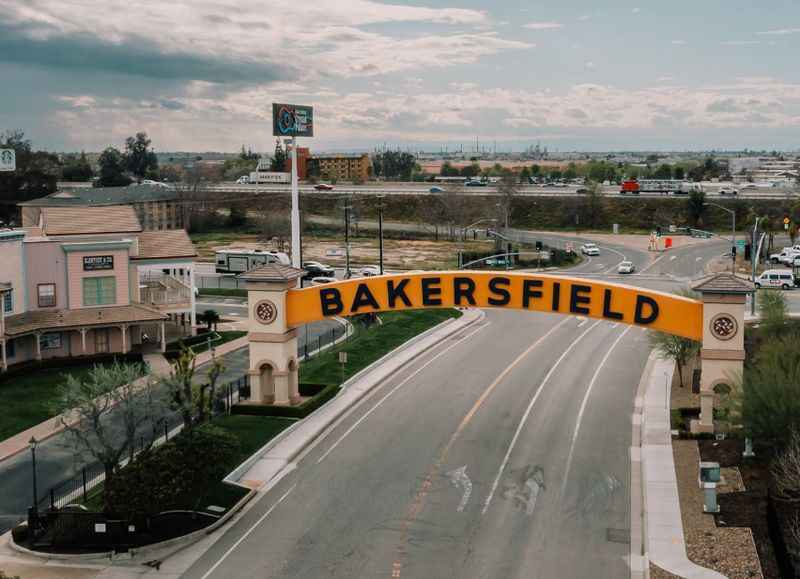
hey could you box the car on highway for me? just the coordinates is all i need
[314,183,335,191]
[430,186,444,193]
[617,260,635,274]
[465,179,487,187]
[310,276,337,286]
[719,188,738,196]
[303,261,335,279]
[755,269,795,290]
[358,265,382,277]
[140,179,170,188]
[236,176,250,184]
[580,243,600,256]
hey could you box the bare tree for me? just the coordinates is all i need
[649,331,701,388]
[55,362,166,512]
[497,170,517,230]
[772,429,800,502]
[161,346,197,430]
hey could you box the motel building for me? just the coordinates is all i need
[0,204,197,371]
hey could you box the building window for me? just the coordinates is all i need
[83,276,116,306]
[37,284,56,307]
[40,332,62,350]
[2,290,11,313]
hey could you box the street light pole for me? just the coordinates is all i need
[29,436,38,521]
[751,217,760,315]
[289,136,301,268]
[344,203,351,279]
[705,202,736,273]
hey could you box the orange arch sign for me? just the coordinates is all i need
[286,272,703,341]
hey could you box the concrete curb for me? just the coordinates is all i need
[639,350,727,579]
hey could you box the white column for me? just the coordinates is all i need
[160,321,166,352]
[1,339,6,371]
[120,325,128,353]
[34,333,42,361]
[189,266,197,336]
[80,328,87,353]
[290,135,301,268]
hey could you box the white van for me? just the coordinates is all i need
[755,269,795,290]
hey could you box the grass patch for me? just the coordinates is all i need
[212,414,295,465]
[198,288,248,298]
[0,361,143,440]
[300,309,461,385]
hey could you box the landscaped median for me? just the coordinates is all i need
[9,308,468,557]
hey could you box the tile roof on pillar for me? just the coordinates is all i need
[691,272,755,294]
[240,263,305,282]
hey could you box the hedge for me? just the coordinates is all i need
[232,383,341,419]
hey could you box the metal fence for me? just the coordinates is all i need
[298,320,352,361]
[196,274,248,290]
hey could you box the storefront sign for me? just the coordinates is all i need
[83,255,114,271]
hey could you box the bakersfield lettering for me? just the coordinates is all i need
[317,275,661,325]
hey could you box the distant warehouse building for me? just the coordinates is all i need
[309,153,371,182]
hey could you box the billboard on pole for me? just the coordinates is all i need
[0,149,15,172]
[272,103,314,138]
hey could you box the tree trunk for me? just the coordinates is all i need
[676,363,684,388]
[103,463,115,513]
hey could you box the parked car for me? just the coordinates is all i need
[465,179,487,187]
[580,243,600,256]
[755,269,795,290]
[429,186,444,193]
[358,265,382,277]
[617,261,635,274]
[236,176,250,184]
[314,183,335,191]
[310,276,337,286]
[719,188,738,196]
[303,261,335,278]
[770,248,800,265]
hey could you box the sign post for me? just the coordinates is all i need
[273,103,314,269]
[0,149,16,172]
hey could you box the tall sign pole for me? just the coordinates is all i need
[273,103,313,270]
[290,135,301,268]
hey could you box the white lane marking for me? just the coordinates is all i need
[695,257,703,262]
[316,323,489,464]
[198,484,296,579]
[446,465,473,513]
[481,320,601,515]
[577,317,587,327]
[670,255,677,261]
[559,326,632,498]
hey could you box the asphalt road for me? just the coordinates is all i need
[183,308,652,579]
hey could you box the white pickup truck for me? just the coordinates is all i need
[770,247,800,265]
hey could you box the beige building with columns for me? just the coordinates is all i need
[0,204,197,371]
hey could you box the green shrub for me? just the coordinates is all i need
[11,523,28,544]
[298,382,328,397]
[107,424,239,518]
[233,384,341,419]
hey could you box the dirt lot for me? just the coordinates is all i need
[191,232,496,270]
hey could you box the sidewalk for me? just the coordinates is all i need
[0,338,248,465]
[0,309,484,579]
[637,351,727,579]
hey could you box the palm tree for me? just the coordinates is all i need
[199,309,221,332]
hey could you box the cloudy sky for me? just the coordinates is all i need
[2,0,800,152]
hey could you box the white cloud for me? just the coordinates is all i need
[632,7,641,14]
[757,27,800,35]
[523,21,563,30]
[671,40,685,45]
[657,76,676,82]
[721,40,761,45]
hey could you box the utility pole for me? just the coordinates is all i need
[344,203,351,279]
[751,217,760,316]
[377,196,385,275]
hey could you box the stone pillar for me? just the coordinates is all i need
[242,264,304,406]
[120,324,128,354]
[160,321,166,353]
[34,332,42,361]
[1,339,6,371]
[80,328,87,354]
[691,273,752,434]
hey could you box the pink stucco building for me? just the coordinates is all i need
[0,204,197,371]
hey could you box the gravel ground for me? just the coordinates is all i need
[674,440,764,579]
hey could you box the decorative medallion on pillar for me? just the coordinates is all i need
[241,264,304,406]
[691,273,753,434]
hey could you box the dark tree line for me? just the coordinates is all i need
[371,150,417,180]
